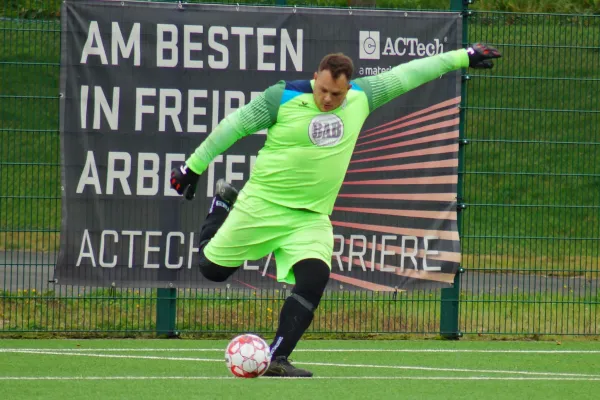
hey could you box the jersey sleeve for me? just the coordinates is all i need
[353,49,469,112]
[185,81,285,175]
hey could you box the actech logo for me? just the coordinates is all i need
[359,31,446,59]
[359,31,380,60]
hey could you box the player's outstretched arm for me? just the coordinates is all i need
[170,82,283,200]
[355,43,501,112]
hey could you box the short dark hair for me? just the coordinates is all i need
[318,53,354,81]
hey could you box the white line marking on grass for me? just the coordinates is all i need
[1,350,222,363]
[295,361,600,378]
[1,376,600,382]
[1,348,600,354]
[4,349,600,379]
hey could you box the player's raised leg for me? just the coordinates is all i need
[198,179,239,247]
[264,259,330,377]
[196,179,241,282]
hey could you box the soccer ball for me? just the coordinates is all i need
[225,334,271,378]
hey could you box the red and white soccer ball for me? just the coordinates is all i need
[225,334,271,378]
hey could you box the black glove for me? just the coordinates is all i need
[170,164,199,200]
[466,43,502,69]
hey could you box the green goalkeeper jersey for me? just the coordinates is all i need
[186,49,469,215]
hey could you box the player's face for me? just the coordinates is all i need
[313,70,351,112]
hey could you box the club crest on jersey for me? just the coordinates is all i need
[308,114,344,147]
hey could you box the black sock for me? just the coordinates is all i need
[270,296,314,359]
[269,259,329,359]
[198,195,230,243]
[209,194,233,214]
[197,194,239,281]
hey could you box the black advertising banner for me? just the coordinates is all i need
[57,1,463,290]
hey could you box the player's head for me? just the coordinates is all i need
[313,53,353,112]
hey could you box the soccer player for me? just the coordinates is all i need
[170,43,501,377]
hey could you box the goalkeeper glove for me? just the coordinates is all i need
[466,43,502,69]
[170,164,199,200]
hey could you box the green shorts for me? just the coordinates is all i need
[203,192,333,284]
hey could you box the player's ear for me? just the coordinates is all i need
[313,71,318,80]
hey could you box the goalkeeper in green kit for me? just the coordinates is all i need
[170,43,501,377]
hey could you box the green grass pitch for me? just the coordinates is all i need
[1,339,599,399]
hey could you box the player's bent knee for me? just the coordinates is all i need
[199,261,237,282]
[198,248,238,282]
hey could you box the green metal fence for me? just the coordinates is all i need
[460,9,600,336]
[0,0,598,337]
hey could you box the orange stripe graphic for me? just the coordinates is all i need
[347,159,457,174]
[358,111,459,145]
[361,97,461,135]
[354,131,459,155]
[337,193,456,201]
[340,257,454,284]
[351,144,458,164]
[344,175,457,186]
[333,207,457,221]
[332,220,459,241]
[338,238,461,263]
[328,272,399,291]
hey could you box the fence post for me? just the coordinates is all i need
[440,0,469,339]
[156,287,177,337]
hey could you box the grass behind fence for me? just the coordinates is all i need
[0,18,61,253]
[0,288,598,335]
[461,14,600,278]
